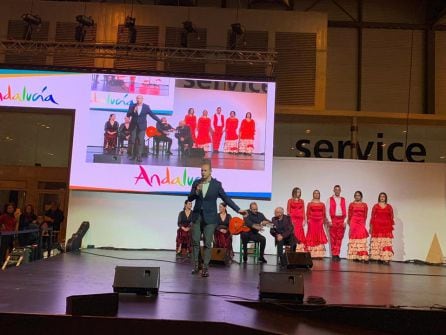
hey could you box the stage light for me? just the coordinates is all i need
[21,13,42,40]
[75,15,94,43]
[124,16,137,43]
[76,15,94,27]
[231,23,244,35]
[125,16,136,29]
[181,21,196,48]
[229,23,245,50]
[22,13,41,26]
[182,20,196,33]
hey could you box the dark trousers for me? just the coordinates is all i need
[276,236,296,263]
[178,139,193,154]
[0,236,14,264]
[191,216,216,269]
[241,231,266,259]
[129,128,145,158]
[154,136,172,153]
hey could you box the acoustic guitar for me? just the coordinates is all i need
[229,217,274,235]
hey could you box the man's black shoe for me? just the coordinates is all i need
[258,256,267,264]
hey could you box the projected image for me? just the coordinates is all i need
[85,75,268,171]
[0,68,275,198]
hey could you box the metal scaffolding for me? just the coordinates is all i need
[0,40,276,67]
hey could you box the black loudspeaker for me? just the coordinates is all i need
[93,153,122,164]
[66,292,119,316]
[66,221,90,252]
[285,252,313,269]
[189,148,205,158]
[113,266,160,295]
[259,271,304,302]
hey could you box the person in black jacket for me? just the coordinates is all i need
[241,202,270,264]
[188,160,245,277]
[126,95,161,162]
[270,207,297,265]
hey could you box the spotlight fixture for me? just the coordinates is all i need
[124,16,137,43]
[182,20,196,34]
[22,13,42,26]
[75,15,94,42]
[76,15,95,27]
[181,21,196,48]
[125,16,136,29]
[229,23,245,50]
[231,23,244,35]
[21,13,42,40]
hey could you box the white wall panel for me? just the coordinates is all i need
[68,157,446,261]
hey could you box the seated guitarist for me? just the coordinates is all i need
[270,207,296,265]
[241,202,269,263]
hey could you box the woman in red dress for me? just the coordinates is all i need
[176,200,193,256]
[103,113,119,152]
[305,190,328,258]
[287,187,306,252]
[213,202,233,261]
[238,112,255,155]
[184,107,197,143]
[223,111,239,154]
[369,192,394,264]
[195,109,212,152]
[347,191,369,262]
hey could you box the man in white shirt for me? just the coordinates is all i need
[326,185,347,262]
[212,106,225,153]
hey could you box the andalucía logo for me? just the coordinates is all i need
[134,166,198,187]
[0,85,58,105]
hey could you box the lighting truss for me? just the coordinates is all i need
[0,40,276,68]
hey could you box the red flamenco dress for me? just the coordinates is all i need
[238,118,255,154]
[347,202,369,261]
[370,204,394,262]
[195,116,212,152]
[287,198,306,251]
[305,201,328,258]
[223,117,239,154]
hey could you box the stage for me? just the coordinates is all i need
[1,249,445,335]
[85,146,265,170]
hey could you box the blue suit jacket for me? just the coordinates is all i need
[126,103,161,131]
[188,178,240,224]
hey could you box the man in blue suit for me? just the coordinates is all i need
[188,160,245,277]
[126,95,161,162]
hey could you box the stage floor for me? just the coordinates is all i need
[1,250,445,334]
[85,146,265,170]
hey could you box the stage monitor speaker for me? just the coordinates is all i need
[188,148,205,158]
[93,153,122,164]
[285,252,313,269]
[259,271,304,302]
[113,266,160,295]
[66,292,118,316]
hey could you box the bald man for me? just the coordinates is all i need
[126,95,162,162]
[270,207,296,266]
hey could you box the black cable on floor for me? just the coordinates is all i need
[80,250,446,278]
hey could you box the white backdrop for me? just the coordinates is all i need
[67,157,446,261]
